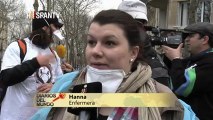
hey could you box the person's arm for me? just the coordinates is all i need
[162,44,189,96]
[163,43,213,97]
[170,59,188,94]
[0,42,55,86]
[0,42,40,86]
[172,55,213,97]
[0,58,40,86]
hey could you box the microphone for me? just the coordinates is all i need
[67,82,102,120]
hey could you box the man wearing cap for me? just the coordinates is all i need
[118,0,171,87]
[163,22,213,119]
[0,11,64,120]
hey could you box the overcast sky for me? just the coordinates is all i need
[24,0,123,16]
[91,0,123,16]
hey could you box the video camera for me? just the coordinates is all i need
[145,26,183,48]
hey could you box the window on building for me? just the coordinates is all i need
[178,1,189,27]
[196,1,211,22]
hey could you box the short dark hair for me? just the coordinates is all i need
[91,9,146,71]
[200,34,213,47]
[29,28,53,49]
[208,36,213,47]
[195,33,213,47]
[184,22,213,47]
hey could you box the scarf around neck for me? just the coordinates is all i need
[72,63,162,120]
[116,63,152,93]
[42,64,183,120]
[116,63,162,120]
[46,63,183,120]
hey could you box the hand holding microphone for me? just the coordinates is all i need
[61,62,74,73]
[67,82,102,120]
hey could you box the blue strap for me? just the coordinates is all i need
[178,99,199,120]
[30,71,79,120]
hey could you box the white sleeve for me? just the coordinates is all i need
[52,50,63,83]
[1,42,21,71]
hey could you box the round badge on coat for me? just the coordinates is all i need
[36,65,52,84]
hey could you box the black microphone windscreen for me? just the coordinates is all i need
[72,82,102,93]
[67,82,102,117]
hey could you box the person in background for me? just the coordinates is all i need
[118,0,171,88]
[0,11,63,120]
[163,22,213,119]
[32,9,186,120]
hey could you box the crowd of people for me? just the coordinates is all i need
[0,0,213,120]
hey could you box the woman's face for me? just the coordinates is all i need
[86,22,138,73]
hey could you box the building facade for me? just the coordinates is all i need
[147,0,213,29]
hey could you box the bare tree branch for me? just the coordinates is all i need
[50,0,99,67]
[0,0,31,60]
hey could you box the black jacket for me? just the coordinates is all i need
[0,58,40,104]
[170,49,213,120]
[143,34,170,87]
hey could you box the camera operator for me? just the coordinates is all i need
[118,0,171,88]
[162,22,213,119]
